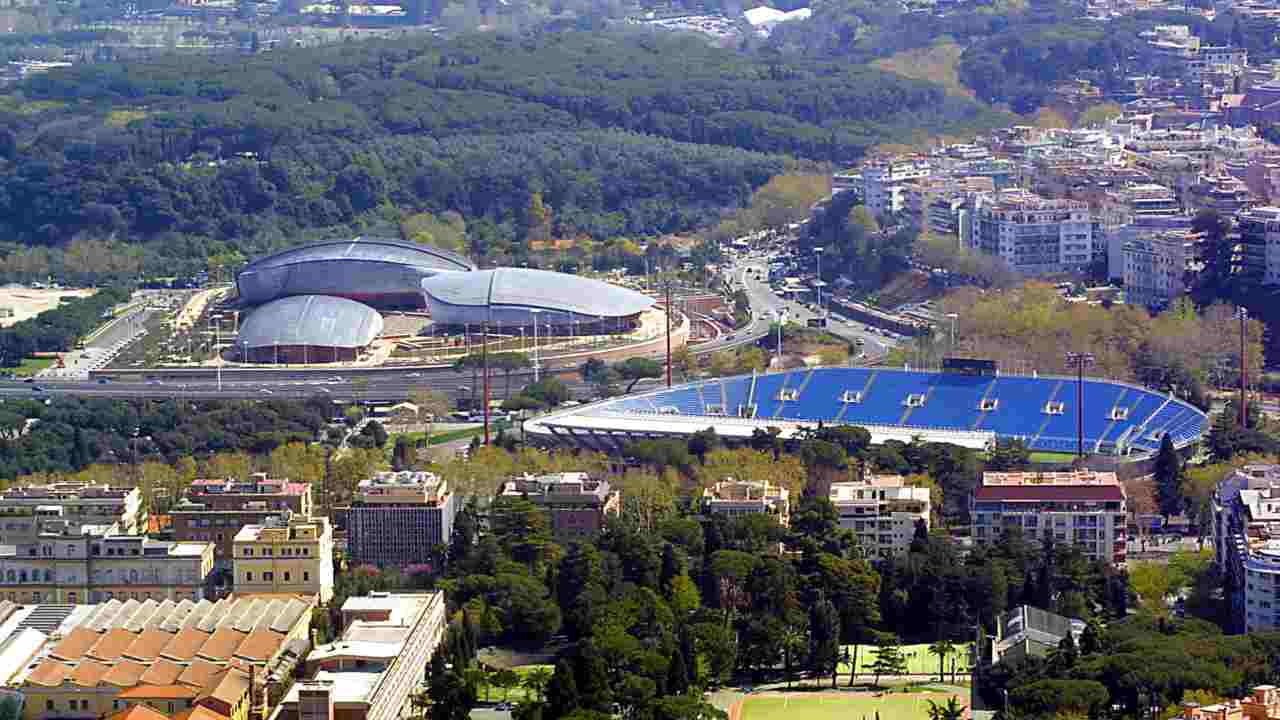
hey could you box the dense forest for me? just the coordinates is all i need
[0,30,1007,281]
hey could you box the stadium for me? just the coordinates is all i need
[235,295,384,363]
[524,366,1209,457]
[235,237,475,309]
[420,268,654,330]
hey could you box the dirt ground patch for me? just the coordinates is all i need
[0,286,97,327]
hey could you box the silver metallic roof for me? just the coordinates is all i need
[243,237,475,274]
[238,295,384,349]
[420,268,654,318]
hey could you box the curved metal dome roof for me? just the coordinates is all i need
[420,268,654,318]
[237,295,384,349]
[242,237,475,274]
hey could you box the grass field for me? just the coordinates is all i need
[872,41,973,99]
[1028,451,1078,464]
[11,357,53,377]
[476,663,553,703]
[739,690,969,720]
[838,643,973,677]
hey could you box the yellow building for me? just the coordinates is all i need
[233,514,333,603]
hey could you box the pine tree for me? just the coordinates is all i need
[869,638,908,688]
[1080,618,1103,655]
[1153,434,1184,521]
[545,659,579,719]
[667,646,690,695]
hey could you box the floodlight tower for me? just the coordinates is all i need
[1064,351,1095,459]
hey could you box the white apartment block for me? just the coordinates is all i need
[1237,206,1280,285]
[971,471,1128,566]
[1213,464,1280,632]
[861,159,931,216]
[1122,229,1195,308]
[967,189,1095,275]
[829,476,930,560]
[701,479,790,527]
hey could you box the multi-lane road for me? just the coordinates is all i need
[0,257,896,403]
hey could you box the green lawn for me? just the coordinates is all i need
[11,357,53,377]
[476,664,553,703]
[1028,451,1078,464]
[740,690,968,720]
[838,643,973,677]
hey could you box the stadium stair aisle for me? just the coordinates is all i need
[972,377,1000,429]
[1028,379,1066,447]
[834,370,878,423]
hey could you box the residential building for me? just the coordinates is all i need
[272,592,447,720]
[0,524,214,604]
[0,484,144,544]
[1105,213,1194,282]
[860,158,931,216]
[1187,173,1256,214]
[701,479,790,527]
[18,594,315,720]
[828,476,930,560]
[971,470,1128,565]
[346,472,456,569]
[1236,206,1280,285]
[967,189,1095,275]
[233,513,334,603]
[1180,685,1280,720]
[498,473,620,538]
[1210,464,1280,633]
[986,605,1084,665]
[170,475,312,567]
[1122,229,1198,308]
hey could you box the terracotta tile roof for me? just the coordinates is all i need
[233,629,284,662]
[177,659,223,689]
[118,684,200,700]
[173,709,194,720]
[105,704,171,720]
[140,659,185,686]
[125,628,174,662]
[974,485,1125,502]
[49,627,101,661]
[69,660,111,688]
[186,707,229,720]
[101,659,148,688]
[197,628,247,662]
[203,668,250,708]
[88,627,139,663]
[162,628,212,661]
[25,660,69,687]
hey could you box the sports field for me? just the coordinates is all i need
[737,690,969,720]
[838,643,973,676]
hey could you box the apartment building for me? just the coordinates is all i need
[971,470,1128,565]
[170,474,312,566]
[233,513,334,603]
[274,592,447,720]
[498,473,620,538]
[0,484,144,544]
[0,524,214,604]
[1187,173,1256,214]
[1236,206,1280,285]
[967,189,1095,275]
[1211,464,1280,633]
[347,472,456,568]
[828,476,930,559]
[860,159,931,216]
[1122,229,1198,308]
[701,480,790,527]
[1179,685,1280,720]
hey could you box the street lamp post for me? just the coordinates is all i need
[946,312,958,352]
[1065,351,1095,459]
[814,247,824,315]
[530,310,542,382]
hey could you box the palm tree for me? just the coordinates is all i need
[521,666,553,702]
[927,639,955,683]
[926,697,966,720]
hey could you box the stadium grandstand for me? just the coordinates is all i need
[235,237,475,308]
[420,267,655,330]
[236,295,384,363]
[524,367,1208,456]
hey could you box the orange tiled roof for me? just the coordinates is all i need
[177,659,223,689]
[233,629,284,662]
[162,628,212,662]
[25,660,69,687]
[118,684,200,700]
[69,660,111,688]
[202,668,250,708]
[125,628,174,662]
[197,628,246,662]
[49,627,101,661]
[105,704,171,720]
[140,658,185,686]
[186,707,230,720]
[101,659,148,688]
[88,627,139,663]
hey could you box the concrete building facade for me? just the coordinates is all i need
[1122,229,1197,308]
[346,473,456,569]
[829,476,930,560]
[171,475,312,567]
[0,484,144,545]
[971,470,1128,565]
[233,514,334,603]
[967,190,1095,275]
[497,473,620,538]
[701,480,790,527]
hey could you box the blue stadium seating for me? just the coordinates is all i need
[594,368,1208,454]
